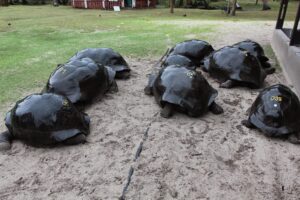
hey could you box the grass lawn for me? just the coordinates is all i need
[0,1,298,110]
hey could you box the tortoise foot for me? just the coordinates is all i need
[288,133,300,144]
[116,71,130,79]
[64,134,86,145]
[241,120,254,128]
[160,104,174,118]
[209,102,224,114]
[264,67,276,75]
[220,80,235,88]
[144,86,153,95]
[0,131,12,151]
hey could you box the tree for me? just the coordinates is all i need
[0,0,9,6]
[262,0,271,10]
[170,0,174,13]
[226,0,237,16]
[231,0,237,16]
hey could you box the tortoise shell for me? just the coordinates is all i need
[233,40,269,63]
[69,48,130,78]
[246,84,300,137]
[153,65,218,117]
[168,39,214,66]
[162,54,195,69]
[5,93,90,145]
[203,46,266,88]
[46,58,114,104]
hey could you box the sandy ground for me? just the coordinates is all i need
[1,21,300,200]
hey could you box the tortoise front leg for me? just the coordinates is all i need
[160,103,174,118]
[241,120,255,128]
[220,80,236,88]
[115,71,130,80]
[63,134,86,145]
[209,102,224,114]
[144,86,153,95]
[0,131,12,151]
[288,132,300,144]
[264,67,276,75]
[144,73,157,96]
[109,80,119,93]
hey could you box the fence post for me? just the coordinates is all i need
[276,0,289,29]
[290,1,300,45]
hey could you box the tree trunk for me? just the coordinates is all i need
[0,0,9,6]
[170,0,174,13]
[53,0,58,6]
[226,0,231,15]
[231,0,237,16]
[262,0,271,10]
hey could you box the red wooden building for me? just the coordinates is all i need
[72,0,156,9]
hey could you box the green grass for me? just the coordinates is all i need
[263,44,281,72]
[0,2,298,108]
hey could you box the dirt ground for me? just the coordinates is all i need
[1,21,300,200]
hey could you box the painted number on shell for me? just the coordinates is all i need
[242,50,249,56]
[62,100,69,107]
[271,96,282,102]
[186,71,196,79]
[60,68,67,74]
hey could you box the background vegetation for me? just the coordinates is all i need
[0,1,298,109]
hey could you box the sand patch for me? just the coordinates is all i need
[1,22,300,200]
